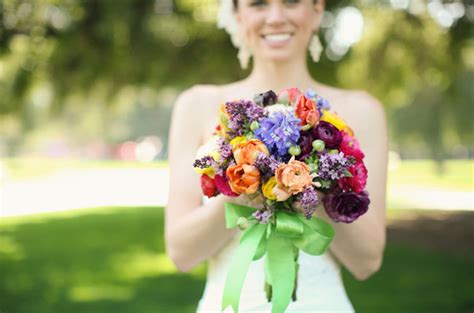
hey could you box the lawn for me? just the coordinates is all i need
[1,206,472,313]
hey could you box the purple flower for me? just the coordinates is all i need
[225,100,266,136]
[254,111,301,157]
[193,156,216,170]
[313,121,342,149]
[318,151,355,180]
[254,153,280,179]
[323,188,370,223]
[254,90,278,107]
[253,209,273,224]
[296,186,320,219]
[296,130,314,161]
[316,95,331,115]
[217,138,232,162]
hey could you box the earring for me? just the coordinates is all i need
[235,30,251,70]
[309,33,323,62]
[238,45,251,69]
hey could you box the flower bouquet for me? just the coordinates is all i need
[193,88,370,313]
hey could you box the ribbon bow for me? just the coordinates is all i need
[221,203,335,313]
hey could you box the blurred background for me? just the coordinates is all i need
[0,0,472,312]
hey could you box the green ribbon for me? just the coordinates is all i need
[221,203,335,313]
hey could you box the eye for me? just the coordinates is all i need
[284,0,300,3]
[249,0,266,6]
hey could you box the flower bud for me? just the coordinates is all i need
[312,139,325,152]
[250,121,260,131]
[237,216,248,230]
[289,145,301,156]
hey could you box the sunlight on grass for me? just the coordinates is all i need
[69,285,134,302]
[0,236,24,261]
[112,253,177,280]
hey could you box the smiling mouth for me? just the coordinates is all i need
[261,33,294,43]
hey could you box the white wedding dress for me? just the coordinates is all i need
[196,199,355,313]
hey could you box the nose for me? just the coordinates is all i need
[266,3,286,26]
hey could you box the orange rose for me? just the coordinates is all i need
[295,95,320,126]
[274,159,313,199]
[233,139,269,165]
[226,164,261,195]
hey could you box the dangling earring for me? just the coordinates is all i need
[238,44,251,70]
[309,33,323,62]
[235,30,251,70]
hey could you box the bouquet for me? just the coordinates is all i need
[193,88,370,313]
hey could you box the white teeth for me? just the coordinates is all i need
[264,33,291,42]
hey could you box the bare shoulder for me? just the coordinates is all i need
[322,86,386,127]
[349,90,385,117]
[174,84,220,110]
[172,84,221,123]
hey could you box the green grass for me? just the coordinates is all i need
[1,206,472,313]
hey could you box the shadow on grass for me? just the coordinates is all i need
[343,210,474,313]
[0,206,205,313]
[1,207,473,313]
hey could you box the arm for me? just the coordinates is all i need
[165,86,238,272]
[319,91,388,280]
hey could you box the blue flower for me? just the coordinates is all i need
[304,88,331,116]
[254,110,301,158]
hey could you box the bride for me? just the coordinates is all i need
[165,0,388,312]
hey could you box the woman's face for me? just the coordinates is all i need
[234,0,324,62]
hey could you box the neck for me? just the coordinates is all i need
[244,54,316,94]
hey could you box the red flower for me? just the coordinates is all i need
[295,95,319,126]
[338,161,368,193]
[214,174,239,197]
[340,131,365,161]
[201,174,218,198]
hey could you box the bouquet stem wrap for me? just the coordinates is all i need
[221,203,335,313]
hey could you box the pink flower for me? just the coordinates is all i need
[278,88,302,105]
[338,161,368,193]
[340,132,365,161]
[214,174,239,197]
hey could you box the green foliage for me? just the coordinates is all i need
[0,0,473,158]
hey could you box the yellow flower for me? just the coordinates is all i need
[195,166,215,178]
[219,103,230,131]
[230,136,248,147]
[262,177,277,200]
[320,110,347,131]
[193,136,220,177]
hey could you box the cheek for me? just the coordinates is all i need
[237,9,264,37]
[289,7,317,34]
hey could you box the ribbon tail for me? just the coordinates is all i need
[221,223,267,312]
[266,235,296,313]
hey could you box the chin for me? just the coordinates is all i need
[259,50,299,63]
